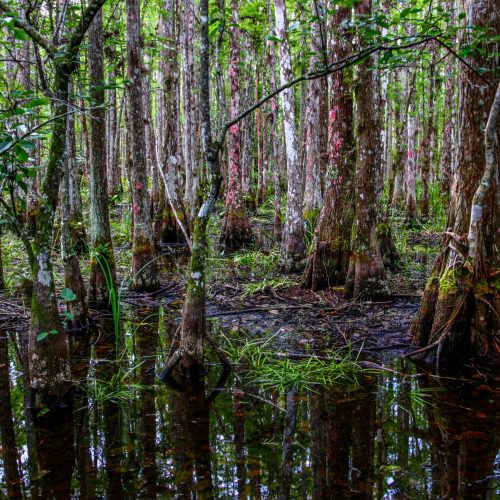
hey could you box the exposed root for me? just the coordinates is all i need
[205,333,231,370]
[159,331,231,385]
[403,341,440,358]
[158,348,183,383]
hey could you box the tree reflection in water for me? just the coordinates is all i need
[1,317,499,498]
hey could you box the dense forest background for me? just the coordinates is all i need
[0,0,499,497]
[0,0,497,394]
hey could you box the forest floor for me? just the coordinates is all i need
[0,205,445,367]
[115,214,442,366]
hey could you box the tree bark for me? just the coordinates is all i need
[182,0,199,222]
[267,1,283,243]
[220,0,253,250]
[302,0,325,218]
[405,95,418,225]
[61,103,89,327]
[304,4,355,291]
[274,0,306,273]
[126,0,159,291]
[419,60,436,222]
[158,0,185,244]
[88,9,116,309]
[345,0,391,301]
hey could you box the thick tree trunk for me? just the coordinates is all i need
[274,0,306,272]
[158,0,185,244]
[302,0,325,218]
[61,108,89,327]
[220,0,252,250]
[419,61,436,222]
[182,0,199,222]
[88,10,116,309]
[126,0,159,291]
[28,67,71,397]
[304,5,354,291]
[411,0,499,364]
[440,3,457,199]
[344,0,391,301]
[267,2,282,242]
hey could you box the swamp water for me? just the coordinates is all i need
[1,309,499,499]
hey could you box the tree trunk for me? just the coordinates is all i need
[419,60,436,222]
[61,105,89,327]
[411,0,499,364]
[344,0,391,301]
[303,5,354,291]
[159,0,185,244]
[267,1,282,242]
[302,0,325,218]
[28,67,72,397]
[405,96,418,225]
[220,0,252,250]
[64,95,86,256]
[274,0,306,272]
[440,2,457,199]
[88,9,116,309]
[126,0,159,291]
[182,0,199,222]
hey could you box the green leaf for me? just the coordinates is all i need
[25,97,50,108]
[36,331,50,341]
[266,34,282,43]
[15,147,28,163]
[64,312,74,321]
[60,287,77,302]
[13,28,28,40]
[0,141,13,155]
[37,329,59,340]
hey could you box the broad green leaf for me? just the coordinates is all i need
[60,287,77,302]
[13,28,28,40]
[0,141,13,155]
[36,331,50,341]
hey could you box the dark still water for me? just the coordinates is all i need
[1,318,499,499]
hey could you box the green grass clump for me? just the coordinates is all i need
[233,248,279,271]
[80,359,147,409]
[241,276,299,297]
[222,333,365,393]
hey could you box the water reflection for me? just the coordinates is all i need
[1,321,499,498]
[0,332,22,499]
[420,376,500,499]
[31,400,75,500]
